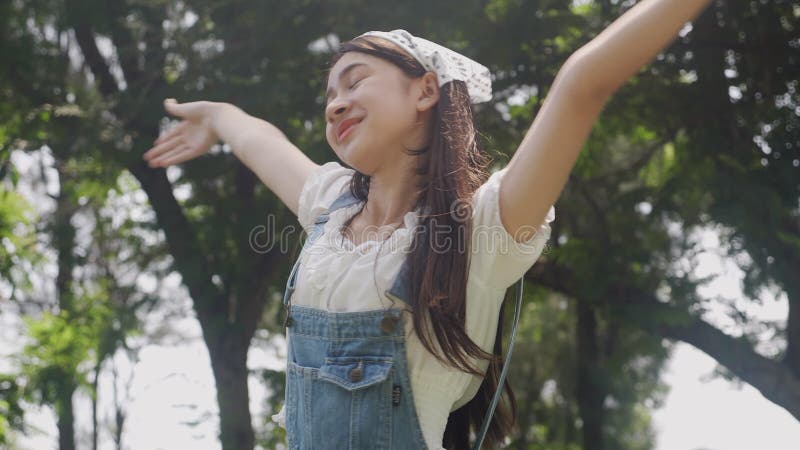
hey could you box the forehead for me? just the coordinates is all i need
[327,52,379,85]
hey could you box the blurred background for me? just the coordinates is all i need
[1,0,799,449]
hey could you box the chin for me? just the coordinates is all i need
[331,133,385,174]
[339,151,380,176]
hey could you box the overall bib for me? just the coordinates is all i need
[281,190,429,450]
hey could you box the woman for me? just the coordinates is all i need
[143,1,715,448]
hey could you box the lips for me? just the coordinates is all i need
[337,117,362,142]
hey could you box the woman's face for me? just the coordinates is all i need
[324,51,430,174]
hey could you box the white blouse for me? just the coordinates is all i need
[271,161,555,450]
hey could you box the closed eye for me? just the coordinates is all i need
[325,76,366,106]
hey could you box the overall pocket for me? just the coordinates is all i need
[313,356,395,449]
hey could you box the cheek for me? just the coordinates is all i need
[325,123,341,148]
[325,124,333,143]
[364,92,414,129]
[378,102,418,135]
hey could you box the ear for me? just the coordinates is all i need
[415,71,440,112]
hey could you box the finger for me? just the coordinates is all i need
[144,134,182,161]
[163,99,198,119]
[150,143,191,164]
[152,145,195,167]
[153,121,187,146]
[148,144,184,166]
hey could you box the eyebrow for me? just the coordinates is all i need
[325,62,368,101]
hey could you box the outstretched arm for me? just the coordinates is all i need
[498,0,715,242]
[144,100,319,217]
[208,103,319,216]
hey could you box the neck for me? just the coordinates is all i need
[361,160,423,228]
[357,114,432,228]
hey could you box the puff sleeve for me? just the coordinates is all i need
[469,167,555,290]
[296,161,356,233]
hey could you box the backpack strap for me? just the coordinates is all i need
[470,277,523,450]
[384,237,524,449]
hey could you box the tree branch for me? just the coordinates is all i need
[66,7,231,338]
[70,21,118,97]
[654,309,800,420]
[525,259,800,421]
[126,159,224,330]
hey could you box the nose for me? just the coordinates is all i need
[326,97,350,123]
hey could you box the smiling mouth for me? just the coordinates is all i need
[338,121,361,142]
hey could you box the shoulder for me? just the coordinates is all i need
[297,161,355,232]
[469,166,556,290]
[471,166,556,238]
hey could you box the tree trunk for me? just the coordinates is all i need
[787,293,800,377]
[55,380,77,450]
[54,172,78,450]
[781,253,800,378]
[207,332,255,450]
[112,362,126,450]
[576,301,605,450]
[91,362,100,450]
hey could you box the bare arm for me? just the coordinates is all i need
[581,0,716,96]
[210,104,319,216]
[144,100,319,217]
[498,0,714,242]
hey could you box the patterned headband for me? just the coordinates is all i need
[355,29,493,104]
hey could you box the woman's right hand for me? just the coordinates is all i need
[143,99,221,168]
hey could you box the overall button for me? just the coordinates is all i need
[380,315,396,333]
[348,363,363,382]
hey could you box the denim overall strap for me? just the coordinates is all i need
[282,189,364,314]
[384,254,412,306]
[283,189,415,320]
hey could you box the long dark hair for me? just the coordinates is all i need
[326,35,518,449]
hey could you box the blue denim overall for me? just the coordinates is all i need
[281,189,525,450]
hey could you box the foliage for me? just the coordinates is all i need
[0,374,25,446]
[1,0,798,449]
